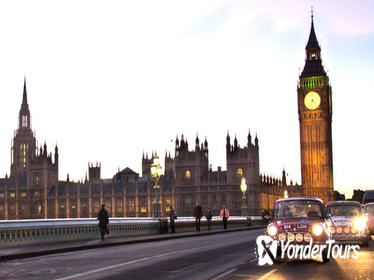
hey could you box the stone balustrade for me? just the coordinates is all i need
[0,216,262,248]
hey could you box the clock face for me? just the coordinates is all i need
[304,91,321,110]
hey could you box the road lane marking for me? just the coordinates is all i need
[257,268,276,280]
[210,268,237,280]
[54,257,150,280]
[53,242,238,280]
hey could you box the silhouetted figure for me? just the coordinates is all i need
[262,209,270,225]
[220,205,230,229]
[194,203,203,231]
[206,207,213,230]
[98,204,109,240]
[170,206,176,233]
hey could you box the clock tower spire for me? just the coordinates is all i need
[297,14,334,203]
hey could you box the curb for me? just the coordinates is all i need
[0,226,265,262]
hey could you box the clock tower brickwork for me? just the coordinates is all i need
[297,16,334,203]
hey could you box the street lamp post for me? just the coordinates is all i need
[240,177,248,217]
[150,155,163,218]
[284,190,289,199]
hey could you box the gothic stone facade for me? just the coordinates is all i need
[162,133,294,217]
[0,81,295,220]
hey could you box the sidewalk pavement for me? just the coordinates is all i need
[0,225,264,262]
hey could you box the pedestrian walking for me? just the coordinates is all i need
[220,205,230,230]
[170,206,177,233]
[97,204,109,240]
[194,203,203,231]
[206,207,213,230]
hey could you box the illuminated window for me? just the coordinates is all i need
[140,207,147,213]
[61,204,65,208]
[21,192,26,198]
[0,192,4,199]
[10,192,15,198]
[19,143,27,168]
[72,205,76,209]
[237,168,243,176]
[166,206,170,213]
[185,170,191,179]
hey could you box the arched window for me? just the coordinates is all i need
[185,170,191,179]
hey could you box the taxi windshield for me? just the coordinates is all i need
[325,205,362,217]
[273,200,322,219]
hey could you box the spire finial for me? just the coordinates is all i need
[22,76,28,107]
[311,6,314,20]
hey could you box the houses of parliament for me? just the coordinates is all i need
[0,16,334,220]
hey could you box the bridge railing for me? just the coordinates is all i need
[0,216,263,248]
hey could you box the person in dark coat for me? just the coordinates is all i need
[97,204,109,240]
[206,207,213,230]
[169,206,176,233]
[194,203,203,231]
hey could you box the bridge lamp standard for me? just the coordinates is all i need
[150,155,163,218]
[240,177,248,217]
[284,190,289,199]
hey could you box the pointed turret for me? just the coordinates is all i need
[282,169,287,186]
[54,144,59,165]
[247,129,252,147]
[306,14,319,50]
[255,134,259,148]
[43,142,47,157]
[300,14,326,77]
[175,135,179,147]
[226,131,231,153]
[195,134,200,151]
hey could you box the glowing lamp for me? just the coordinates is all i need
[240,177,247,193]
[312,224,323,236]
[267,225,277,236]
[353,216,368,232]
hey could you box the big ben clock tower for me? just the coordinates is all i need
[298,15,334,203]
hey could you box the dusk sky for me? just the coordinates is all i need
[0,1,373,198]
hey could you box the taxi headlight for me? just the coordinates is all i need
[296,233,303,242]
[267,225,277,236]
[288,233,295,242]
[278,233,286,242]
[353,216,367,232]
[312,224,323,236]
[304,233,311,242]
